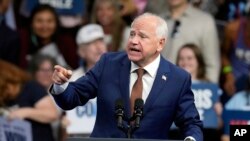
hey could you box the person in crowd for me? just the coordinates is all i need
[225,73,250,110]
[28,54,57,90]
[176,43,223,141]
[64,24,107,137]
[221,74,250,141]
[215,0,247,22]
[221,7,250,99]
[160,0,220,83]
[28,54,69,141]
[0,59,59,141]
[0,59,29,108]
[71,24,107,81]
[50,13,203,141]
[91,0,130,52]
[137,0,168,16]
[19,4,68,68]
[0,0,21,66]
[118,0,138,25]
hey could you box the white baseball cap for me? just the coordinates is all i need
[76,24,105,45]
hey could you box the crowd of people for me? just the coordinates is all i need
[1,0,250,141]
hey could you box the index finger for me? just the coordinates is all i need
[54,65,72,78]
[54,65,66,72]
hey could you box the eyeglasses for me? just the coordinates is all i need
[171,20,181,38]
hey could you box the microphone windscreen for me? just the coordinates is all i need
[135,98,144,109]
[115,98,124,110]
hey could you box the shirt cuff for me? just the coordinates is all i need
[51,82,69,95]
[184,136,196,141]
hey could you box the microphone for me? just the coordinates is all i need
[133,98,144,128]
[115,98,124,129]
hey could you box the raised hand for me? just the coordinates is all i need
[52,65,72,85]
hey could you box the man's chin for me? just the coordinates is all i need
[128,55,141,62]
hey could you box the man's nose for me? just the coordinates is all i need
[130,36,139,44]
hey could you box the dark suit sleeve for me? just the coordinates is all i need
[174,74,203,141]
[52,53,107,110]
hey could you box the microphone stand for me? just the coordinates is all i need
[118,117,139,138]
[116,117,134,138]
[116,111,141,138]
[116,98,143,138]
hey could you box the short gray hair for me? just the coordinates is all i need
[131,12,168,40]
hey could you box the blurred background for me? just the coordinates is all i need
[1,0,250,141]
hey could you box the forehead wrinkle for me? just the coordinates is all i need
[131,25,156,37]
[134,21,158,36]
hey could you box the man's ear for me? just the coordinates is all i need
[157,38,166,52]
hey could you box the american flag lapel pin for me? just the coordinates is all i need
[162,75,167,81]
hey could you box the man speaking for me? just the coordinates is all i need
[50,13,203,141]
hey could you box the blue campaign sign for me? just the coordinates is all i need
[222,110,250,135]
[0,117,32,141]
[170,82,220,129]
[25,0,85,16]
[191,82,220,128]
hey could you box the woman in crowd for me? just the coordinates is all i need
[0,59,59,141]
[221,7,250,100]
[176,43,223,141]
[91,0,130,52]
[28,54,57,89]
[221,9,250,106]
[19,4,68,69]
[28,54,67,141]
[0,59,30,108]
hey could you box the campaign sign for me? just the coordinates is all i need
[66,98,97,134]
[191,83,220,128]
[0,117,32,141]
[170,82,219,129]
[222,110,250,135]
[25,0,85,15]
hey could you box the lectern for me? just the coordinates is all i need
[67,137,182,141]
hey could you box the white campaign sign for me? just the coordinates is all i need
[66,98,97,134]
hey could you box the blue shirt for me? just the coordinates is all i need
[225,91,250,111]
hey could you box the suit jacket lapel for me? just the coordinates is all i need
[119,56,131,119]
[144,56,170,114]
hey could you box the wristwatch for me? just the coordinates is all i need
[184,136,196,141]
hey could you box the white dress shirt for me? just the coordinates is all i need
[129,55,160,102]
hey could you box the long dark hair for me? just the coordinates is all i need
[176,43,208,81]
[29,4,60,46]
[91,0,126,51]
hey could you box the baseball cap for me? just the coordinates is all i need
[76,24,105,45]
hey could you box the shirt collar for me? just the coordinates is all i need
[130,55,161,78]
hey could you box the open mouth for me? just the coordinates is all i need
[130,47,141,52]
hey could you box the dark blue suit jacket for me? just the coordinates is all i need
[52,52,203,140]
